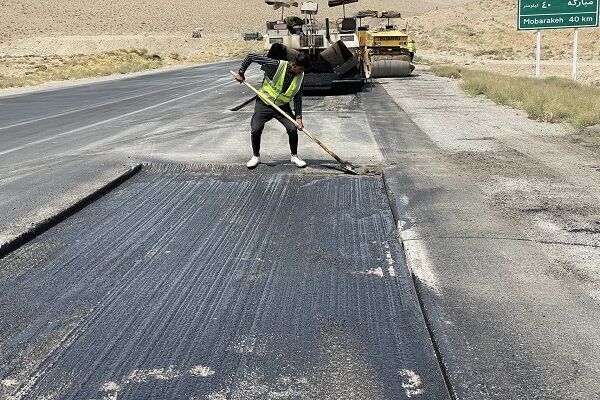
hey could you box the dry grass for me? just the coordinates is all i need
[410,0,600,62]
[461,71,600,128]
[0,49,163,89]
[430,63,463,78]
[430,64,600,128]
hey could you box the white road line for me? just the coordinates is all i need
[0,80,232,156]
[0,77,217,132]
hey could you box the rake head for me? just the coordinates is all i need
[321,162,360,175]
[340,161,360,175]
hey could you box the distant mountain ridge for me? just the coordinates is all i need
[0,0,472,40]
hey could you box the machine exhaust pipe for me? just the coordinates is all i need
[325,18,331,43]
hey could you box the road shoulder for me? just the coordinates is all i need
[378,73,600,399]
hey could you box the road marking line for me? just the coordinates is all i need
[0,77,217,132]
[0,81,231,156]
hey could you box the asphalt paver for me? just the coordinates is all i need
[0,165,450,399]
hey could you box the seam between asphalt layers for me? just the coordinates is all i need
[381,168,459,400]
[401,235,600,249]
[0,164,142,260]
[140,162,374,177]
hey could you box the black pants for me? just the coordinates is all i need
[250,98,298,157]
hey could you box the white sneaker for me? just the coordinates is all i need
[246,156,260,169]
[290,155,307,168]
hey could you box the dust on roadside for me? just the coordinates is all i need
[380,71,600,291]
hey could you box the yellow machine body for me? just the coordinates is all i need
[365,30,408,48]
[357,14,415,79]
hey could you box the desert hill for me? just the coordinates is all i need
[0,0,598,85]
[0,0,470,41]
[411,0,599,61]
[409,0,600,84]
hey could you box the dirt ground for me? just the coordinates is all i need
[418,51,600,86]
[0,0,598,85]
[0,0,469,41]
[410,0,600,85]
[0,0,468,82]
[0,34,264,80]
[384,71,600,257]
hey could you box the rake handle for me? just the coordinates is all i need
[229,70,345,164]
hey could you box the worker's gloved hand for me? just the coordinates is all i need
[235,72,245,83]
[294,117,303,130]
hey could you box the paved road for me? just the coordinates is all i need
[0,64,452,399]
[381,75,600,399]
[2,62,599,399]
[0,62,383,245]
[0,165,449,399]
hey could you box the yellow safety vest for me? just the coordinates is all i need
[407,42,416,52]
[258,60,304,106]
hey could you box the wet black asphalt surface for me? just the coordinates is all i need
[0,62,455,399]
[0,165,449,399]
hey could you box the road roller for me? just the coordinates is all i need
[356,10,415,79]
[262,2,413,93]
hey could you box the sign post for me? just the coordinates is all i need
[518,0,599,79]
[536,30,541,78]
[572,28,579,79]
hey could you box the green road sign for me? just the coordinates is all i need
[518,0,599,30]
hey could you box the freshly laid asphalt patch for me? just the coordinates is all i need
[0,164,449,399]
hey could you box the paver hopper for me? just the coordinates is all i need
[263,0,363,93]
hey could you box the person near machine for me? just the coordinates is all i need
[284,15,304,35]
[234,52,310,169]
[407,39,416,63]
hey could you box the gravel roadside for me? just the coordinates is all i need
[380,71,600,399]
[383,71,599,270]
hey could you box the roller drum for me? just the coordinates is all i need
[367,59,413,78]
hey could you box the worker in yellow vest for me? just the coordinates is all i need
[407,40,416,63]
[235,53,310,169]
